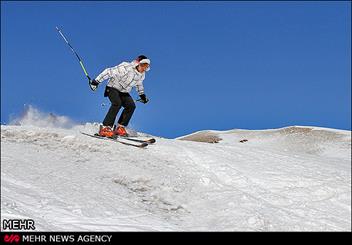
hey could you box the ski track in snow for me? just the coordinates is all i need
[1,124,351,231]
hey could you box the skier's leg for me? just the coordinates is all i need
[103,88,122,127]
[117,93,136,127]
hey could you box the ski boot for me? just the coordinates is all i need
[114,125,128,137]
[98,125,114,138]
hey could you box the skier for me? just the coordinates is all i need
[90,55,150,137]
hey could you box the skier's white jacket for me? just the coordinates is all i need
[95,60,145,95]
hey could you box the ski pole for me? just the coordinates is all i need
[56,26,97,91]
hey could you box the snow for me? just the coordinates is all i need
[1,110,351,231]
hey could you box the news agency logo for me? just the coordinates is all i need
[3,234,20,244]
[2,219,36,231]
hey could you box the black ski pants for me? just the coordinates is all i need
[103,87,136,127]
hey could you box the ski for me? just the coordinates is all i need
[81,132,148,148]
[119,136,156,144]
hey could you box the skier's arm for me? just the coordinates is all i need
[136,80,149,103]
[135,80,145,95]
[94,67,116,84]
[95,64,129,84]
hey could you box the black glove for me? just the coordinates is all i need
[139,94,149,104]
[90,79,99,86]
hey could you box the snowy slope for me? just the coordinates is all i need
[1,122,351,231]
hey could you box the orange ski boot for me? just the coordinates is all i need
[98,125,114,138]
[114,125,128,137]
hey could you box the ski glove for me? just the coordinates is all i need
[139,94,149,104]
[90,79,99,86]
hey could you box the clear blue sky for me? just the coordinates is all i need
[1,1,351,138]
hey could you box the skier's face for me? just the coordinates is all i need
[137,63,149,73]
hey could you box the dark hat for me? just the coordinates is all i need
[137,55,148,61]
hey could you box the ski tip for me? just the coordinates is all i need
[148,139,156,144]
[140,143,149,148]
